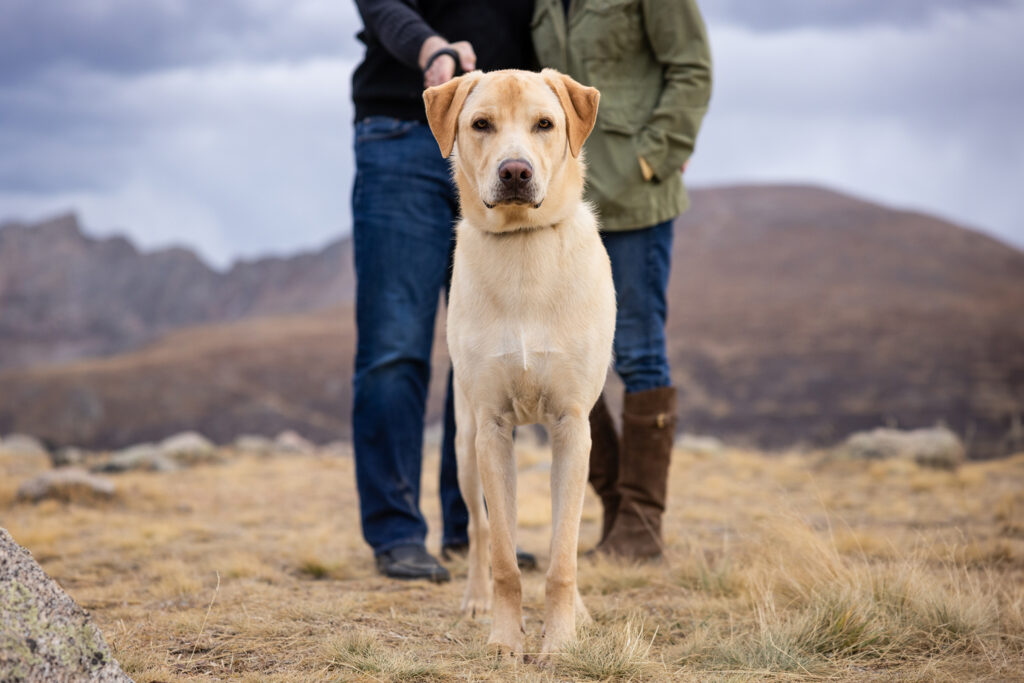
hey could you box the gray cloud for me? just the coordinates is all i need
[0,0,1022,268]
[702,0,1013,31]
[0,1,364,267]
[0,0,361,84]
[689,3,1024,247]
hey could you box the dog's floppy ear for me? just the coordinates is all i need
[423,72,483,158]
[541,69,600,158]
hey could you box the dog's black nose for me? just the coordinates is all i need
[498,158,533,186]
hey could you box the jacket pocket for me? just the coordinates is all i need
[574,0,643,63]
[598,102,643,137]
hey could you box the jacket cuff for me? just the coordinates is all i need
[401,27,442,70]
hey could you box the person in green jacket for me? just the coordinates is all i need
[532,0,712,559]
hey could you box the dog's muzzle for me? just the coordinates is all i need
[486,158,541,208]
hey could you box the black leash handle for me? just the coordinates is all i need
[424,47,465,77]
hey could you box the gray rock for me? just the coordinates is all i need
[832,426,966,469]
[320,440,353,458]
[16,470,116,504]
[232,434,276,456]
[674,433,726,457]
[0,434,48,458]
[50,447,87,468]
[0,528,132,682]
[92,444,177,474]
[0,437,51,480]
[158,431,219,465]
[274,430,316,455]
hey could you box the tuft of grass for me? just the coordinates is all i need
[789,592,888,658]
[296,552,359,581]
[673,546,740,597]
[579,556,660,595]
[676,520,1001,676]
[675,613,827,676]
[558,615,662,680]
[322,630,441,681]
[298,557,332,580]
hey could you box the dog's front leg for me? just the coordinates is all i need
[542,407,591,655]
[475,412,523,657]
[454,380,490,616]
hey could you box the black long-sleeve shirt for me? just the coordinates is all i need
[352,0,536,122]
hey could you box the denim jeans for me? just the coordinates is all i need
[351,116,468,554]
[601,220,674,393]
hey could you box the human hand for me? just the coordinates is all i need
[681,160,690,174]
[420,38,477,87]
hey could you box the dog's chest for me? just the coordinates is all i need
[489,325,562,371]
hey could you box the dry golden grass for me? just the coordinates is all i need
[2,443,1023,681]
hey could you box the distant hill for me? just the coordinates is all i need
[0,213,353,369]
[0,309,361,447]
[665,186,1024,457]
[1,185,1022,456]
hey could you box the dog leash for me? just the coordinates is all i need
[423,47,465,77]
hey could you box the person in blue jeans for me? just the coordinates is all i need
[350,0,536,582]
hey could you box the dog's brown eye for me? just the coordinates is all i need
[472,119,490,131]
[537,118,552,130]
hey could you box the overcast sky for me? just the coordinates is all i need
[0,0,1021,268]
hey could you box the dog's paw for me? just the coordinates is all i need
[540,618,576,657]
[488,621,525,659]
[540,631,574,657]
[461,589,491,619]
[486,638,524,661]
[530,651,558,669]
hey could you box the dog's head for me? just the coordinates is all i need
[424,69,599,232]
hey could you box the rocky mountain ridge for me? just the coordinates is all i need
[2,185,1022,456]
[0,213,353,369]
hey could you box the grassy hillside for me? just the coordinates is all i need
[2,442,1022,681]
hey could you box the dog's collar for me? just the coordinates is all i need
[485,223,557,237]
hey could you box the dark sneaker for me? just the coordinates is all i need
[376,544,451,583]
[441,543,539,571]
[440,543,467,562]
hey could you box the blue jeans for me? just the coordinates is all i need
[601,221,674,393]
[351,117,468,554]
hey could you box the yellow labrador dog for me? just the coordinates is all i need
[424,69,615,657]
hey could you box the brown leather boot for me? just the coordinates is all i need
[588,393,620,544]
[596,386,676,560]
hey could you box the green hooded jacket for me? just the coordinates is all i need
[531,0,712,231]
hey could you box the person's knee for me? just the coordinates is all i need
[355,305,435,370]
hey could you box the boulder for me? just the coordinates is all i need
[274,430,316,455]
[233,434,276,456]
[832,426,966,469]
[16,470,116,504]
[0,435,51,479]
[158,431,219,465]
[320,440,353,458]
[674,433,726,457]
[50,447,88,468]
[92,444,176,474]
[0,528,132,682]
[0,434,48,458]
